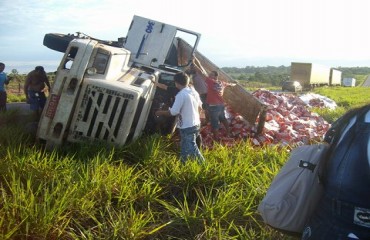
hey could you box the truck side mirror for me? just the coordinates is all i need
[150,58,158,67]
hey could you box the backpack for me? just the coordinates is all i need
[321,106,370,235]
[258,143,330,234]
[257,106,365,234]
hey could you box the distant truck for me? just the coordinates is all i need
[290,62,331,89]
[343,78,356,87]
[36,15,266,148]
[329,68,342,86]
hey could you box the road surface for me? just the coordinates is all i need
[6,102,33,114]
[362,75,370,87]
[4,102,39,135]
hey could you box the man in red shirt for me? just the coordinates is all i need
[205,71,235,140]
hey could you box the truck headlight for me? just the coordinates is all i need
[86,67,97,75]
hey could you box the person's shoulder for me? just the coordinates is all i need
[177,87,191,95]
[27,70,36,76]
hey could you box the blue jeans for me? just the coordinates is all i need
[28,90,46,111]
[179,125,204,163]
[208,105,226,130]
[0,91,6,111]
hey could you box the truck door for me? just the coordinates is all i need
[124,15,200,68]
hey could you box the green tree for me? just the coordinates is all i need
[9,69,24,93]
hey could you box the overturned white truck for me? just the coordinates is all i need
[37,15,266,148]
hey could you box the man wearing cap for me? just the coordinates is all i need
[24,66,51,120]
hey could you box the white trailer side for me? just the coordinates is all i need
[343,78,356,87]
[290,62,330,88]
[330,68,342,86]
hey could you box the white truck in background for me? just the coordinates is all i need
[342,77,356,87]
[329,68,342,86]
[37,15,201,148]
[290,62,331,89]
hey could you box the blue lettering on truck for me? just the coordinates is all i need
[145,21,155,33]
[136,21,155,58]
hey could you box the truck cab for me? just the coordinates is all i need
[37,16,201,148]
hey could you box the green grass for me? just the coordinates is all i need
[1,86,368,239]
[313,86,370,109]
[0,111,295,239]
[311,86,370,123]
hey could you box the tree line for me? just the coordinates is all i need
[7,66,370,88]
[221,66,370,86]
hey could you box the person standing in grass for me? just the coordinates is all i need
[155,72,204,163]
[24,66,51,120]
[0,62,10,112]
[151,75,203,149]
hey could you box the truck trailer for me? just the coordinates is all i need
[329,68,342,86]
[290,62,331,89]
[342,78,356,87]
[36,15,266,148]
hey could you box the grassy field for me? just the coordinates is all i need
[0,81,369,239]
[311,86,370,123]
[0,117,292,239]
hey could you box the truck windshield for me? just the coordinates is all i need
[93,51,110,74]
[62,46,78,70]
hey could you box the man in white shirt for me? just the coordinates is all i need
[155,72,204,163]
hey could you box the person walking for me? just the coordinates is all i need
[24,66,51,120]
[155,72,204,163]
[0,62,10,112]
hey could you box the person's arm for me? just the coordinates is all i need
[44,75,51,92]
[4,74,9,85]
[156,91,184,117]
[150,78,168,90]
[155,109,172,117]
[24,75,30,102]
[193,88,203,110]
[225,81,237,87]
[154,82,168,90]
[192,57,208,76]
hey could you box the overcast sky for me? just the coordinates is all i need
[1,0,370,73]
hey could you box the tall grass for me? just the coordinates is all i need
[0,110,296,239]
[312,86,370,123]
[2,86,367,239]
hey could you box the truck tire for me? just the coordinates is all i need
[43,33,76,53]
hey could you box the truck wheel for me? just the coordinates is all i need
[43,33,76,53]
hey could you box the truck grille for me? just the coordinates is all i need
[70,84,135,143]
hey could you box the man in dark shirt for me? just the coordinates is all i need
[24,66,51,120]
